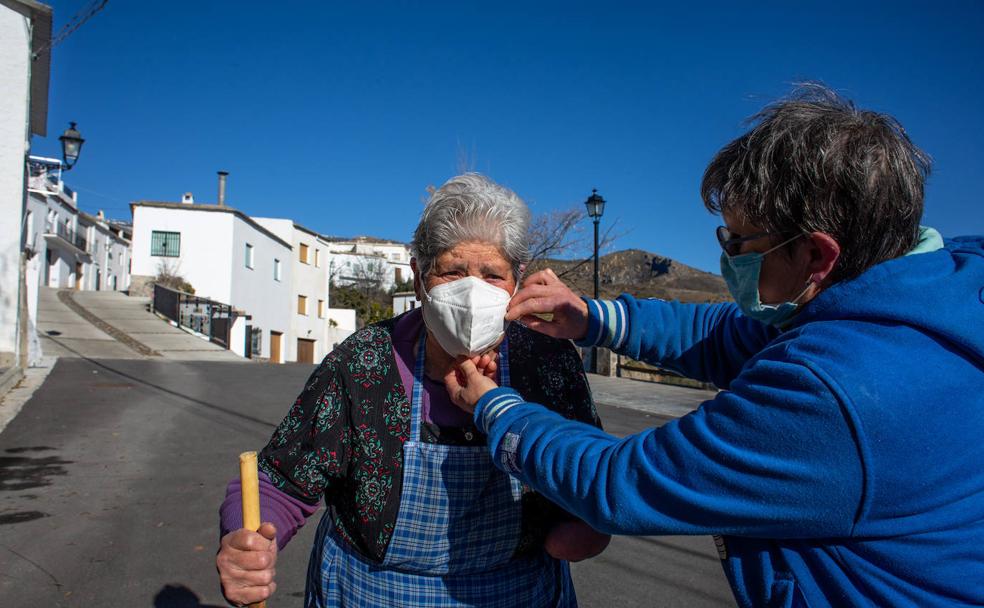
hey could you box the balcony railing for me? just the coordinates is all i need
[54,223,88,253]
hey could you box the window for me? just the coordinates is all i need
[315,249,321,267]
[245,243,254,269]
[274,258,282,281]
[318,299,325,318]
[298,295,308,315]
[151,231,180,257]
[299,243,309,264]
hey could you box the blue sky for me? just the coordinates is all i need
[31,0,984,273]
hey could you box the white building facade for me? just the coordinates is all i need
[326,237,412,292]
[130,202,293,361]
[392,291,421,316]
[25,158,131,294]
[253,218,355,364]
[0,0,51,368]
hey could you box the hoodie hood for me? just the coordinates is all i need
[792,230,984,367]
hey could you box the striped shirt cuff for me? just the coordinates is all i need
[474,387,525,434]
[575,298,629,350]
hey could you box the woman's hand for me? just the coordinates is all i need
[544,520,612,562]
[216,523,278,606]
[506,269,590,341]
[445,357,499,414]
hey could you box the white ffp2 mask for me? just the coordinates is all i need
[420,276,511,357]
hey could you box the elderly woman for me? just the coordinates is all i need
[216,174,609,607]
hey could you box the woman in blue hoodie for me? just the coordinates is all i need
[447,84,984,607]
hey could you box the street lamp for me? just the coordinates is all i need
[58,122,85,170]
[584,188,606,373]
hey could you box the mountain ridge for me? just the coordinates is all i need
[531,248,732,303]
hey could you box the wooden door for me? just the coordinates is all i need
[297,338,316,364]
[270,331,282,364]
[75,262,83,290]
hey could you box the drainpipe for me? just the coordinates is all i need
[217,171,228,207]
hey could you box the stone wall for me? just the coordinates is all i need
[128,275,155,297]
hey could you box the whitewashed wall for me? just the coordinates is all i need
[327,241,412,291]
[392,292,420,316]
[229,217,292,361]
[0,7,30,360]
[254,218,335,362]
[131,205,294,360]
[26,187,130,293]
[326,307,357,350]
[131,206,235,301]
[328,251,405,291]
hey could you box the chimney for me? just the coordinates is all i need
[181,192,194,204]
[217,171,228,207]
[97,210,105,220]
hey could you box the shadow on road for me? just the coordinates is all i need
[0,447,70,492]
[153,584,225,608]
[0,446,70,526]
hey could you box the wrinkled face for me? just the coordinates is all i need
[722,212,810,305]
[414,241,516,299]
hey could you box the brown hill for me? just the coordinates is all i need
[530,249,732,303]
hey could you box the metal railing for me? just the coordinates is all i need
[55,223,88,252]
[152,284,237,350]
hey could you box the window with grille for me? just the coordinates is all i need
[151,231,180,257]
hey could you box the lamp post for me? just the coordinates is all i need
[58,122,85,170]
[584,188,606,373]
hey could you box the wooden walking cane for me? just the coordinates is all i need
[239,451,267,608]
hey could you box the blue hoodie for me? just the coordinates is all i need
[475,233,984,607]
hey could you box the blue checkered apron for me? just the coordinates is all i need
[306,333,576,607]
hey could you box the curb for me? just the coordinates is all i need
[0,366,24,400]
[0,357,57,435]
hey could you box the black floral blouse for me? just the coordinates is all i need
[259,312,601,564]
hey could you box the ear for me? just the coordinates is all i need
[802,232,841,286]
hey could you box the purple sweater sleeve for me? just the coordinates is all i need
[219,470,321,550]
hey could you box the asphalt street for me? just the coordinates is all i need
[0,357,733,607]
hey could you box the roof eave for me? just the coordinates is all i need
[4,0,54,136]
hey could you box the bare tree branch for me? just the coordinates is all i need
[528,210,626,278]
[349,257,389,299]
[527,208,585,267]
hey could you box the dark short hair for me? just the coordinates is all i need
[701,83,932,282]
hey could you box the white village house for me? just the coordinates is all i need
[25,156,131,293]
[392,291,421,315]
[130,183,357,363]
[253,217,357,363]
[0,0,51,370]
[325,237,412,292]
[129,196,293,361]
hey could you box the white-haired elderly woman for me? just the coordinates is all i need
[216,174,610,607]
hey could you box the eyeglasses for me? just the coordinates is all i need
[716,226,776,256]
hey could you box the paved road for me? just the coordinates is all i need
[0,358,732,607]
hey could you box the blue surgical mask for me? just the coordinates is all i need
[720,233,812,328]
